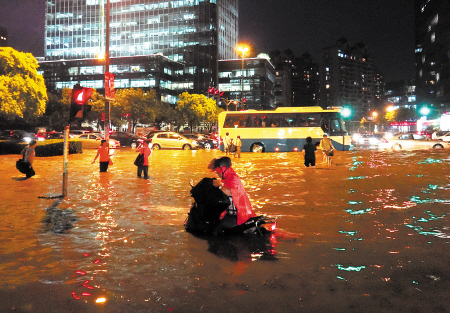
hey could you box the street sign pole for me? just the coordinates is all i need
[62,125,69,197]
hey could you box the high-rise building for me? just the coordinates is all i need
[319,38,376,120]
[414,0,450,113]
[43,0,238,95]
[270,49,293,107]
[292,53,320,107]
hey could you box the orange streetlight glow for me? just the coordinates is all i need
[236,43,250,57]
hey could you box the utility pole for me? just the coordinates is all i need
[104,0,110,141]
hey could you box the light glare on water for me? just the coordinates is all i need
[0,148,449,313]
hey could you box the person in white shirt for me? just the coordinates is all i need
[223,132,232,155]
[319,133,335,165]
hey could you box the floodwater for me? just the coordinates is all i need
[0,147,449,313]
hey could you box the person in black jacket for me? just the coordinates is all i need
[302,136,316,168]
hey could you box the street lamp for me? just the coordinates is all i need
[236,44,250,110]
[371,111,378,133]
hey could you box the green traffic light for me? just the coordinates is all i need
[420,107,430,116]
[341,107,352,118]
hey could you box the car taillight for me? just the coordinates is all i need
[381,138,388,143]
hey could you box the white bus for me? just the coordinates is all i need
[218,107,351,152]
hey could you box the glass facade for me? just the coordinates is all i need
[218,58,276,110]
[45,0,238,94]
[39,55,185,104]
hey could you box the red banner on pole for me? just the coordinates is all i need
[105,72,115,100]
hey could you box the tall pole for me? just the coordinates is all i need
[240,57,244,111]
[104,0,110,141]
[236,44,248,111]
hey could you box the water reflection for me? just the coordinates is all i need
[0,148,449,312]
[192,233,278,262]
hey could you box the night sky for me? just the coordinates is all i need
[0,0,415,82]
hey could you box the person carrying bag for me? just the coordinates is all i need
[17,140,37,178]
[135,139,151,179]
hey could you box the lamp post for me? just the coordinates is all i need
[236,44,249,110]
[104,0,110,141]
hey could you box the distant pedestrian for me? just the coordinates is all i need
[302,136,316,167]
[224,132,232,155]
[319,133,335,165]
[137,139,152,179]
[432,129,438,140]
[19,140,37,178]
[234,135,242,158]
[92,140,110,172]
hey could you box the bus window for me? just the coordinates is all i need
[261,116,267,127]
[307,113,321,127]
[320,114,329,133]
[224,115,243,128]
[329,118,343,135]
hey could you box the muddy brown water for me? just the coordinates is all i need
[0,148,449,313]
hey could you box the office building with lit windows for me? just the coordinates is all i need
[38,54,186,104]
[415,0,450,112]
[218,57,276,110]
[319,38,376,120]
[41,0,238,102]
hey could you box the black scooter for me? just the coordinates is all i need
[184,178,277,236]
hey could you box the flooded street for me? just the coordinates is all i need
[0,148,449,313]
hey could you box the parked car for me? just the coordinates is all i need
[183,133,217,149]
[109,131,145,148]
[36,131,64,140]
[379,133,450,150]
[74,133,120,149]
[0,130,37,143]
[145,130,164,139]
[436,131,450,142]
[69,130,90,138]
[148,131,198,150]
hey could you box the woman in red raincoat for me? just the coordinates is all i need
[209,157,256,234]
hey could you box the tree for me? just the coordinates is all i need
[112,88,159,133]
[384,106,418,123]
[0,47,47,123]
[176,92,219,132]
[41,91,70,131]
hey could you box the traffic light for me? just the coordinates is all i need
[70,84,93,121]
[242,98,247,104]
